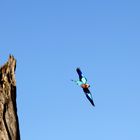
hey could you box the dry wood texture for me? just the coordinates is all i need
[0,55,20,140]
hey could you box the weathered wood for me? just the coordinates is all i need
[0,55,20,140]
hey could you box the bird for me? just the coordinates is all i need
[72,68,95,106]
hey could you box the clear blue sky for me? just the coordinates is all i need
[0,0,140,139]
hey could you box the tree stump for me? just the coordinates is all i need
[0,55,20,140]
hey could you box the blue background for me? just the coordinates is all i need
[0,0,140,139]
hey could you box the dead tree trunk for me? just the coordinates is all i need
[0,55,20,140]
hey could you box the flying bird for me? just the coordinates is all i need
[72,68,95,106]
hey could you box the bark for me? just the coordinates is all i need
[0,55,20,140]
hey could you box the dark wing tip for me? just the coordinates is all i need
[91,100,95,106]
[76,67,81,73]
[76,68,82,80]
[86,94,95,106]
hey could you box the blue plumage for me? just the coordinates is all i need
[74,68,95,106]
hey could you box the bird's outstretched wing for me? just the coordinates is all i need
[83,88,95,106]
[76,68,87,84]
[76,68,82,80]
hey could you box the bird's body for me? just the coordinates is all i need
[81,83,90,89]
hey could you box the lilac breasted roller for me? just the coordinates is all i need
[72,68,95,106]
